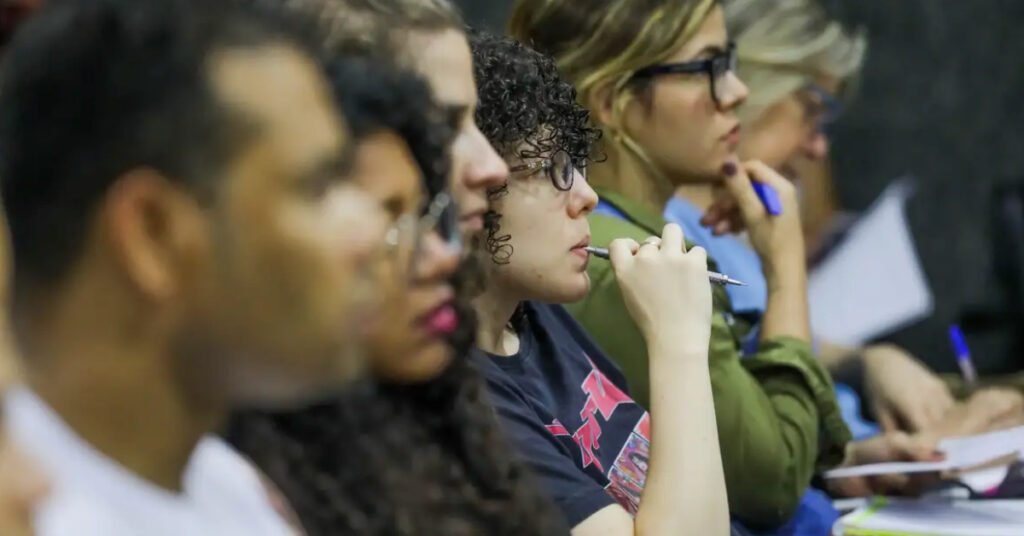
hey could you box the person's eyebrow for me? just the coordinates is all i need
[299,150,352,185]
[381,195,408,218]
[442,104,469,129]
[690,43,726,59]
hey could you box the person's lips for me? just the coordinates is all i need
[571,235,591,259]
[421,302,459,337]
[722,123,741,146]
[459,209,487,233]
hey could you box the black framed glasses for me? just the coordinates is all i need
[508,150,580,191]
[631,42,738,105]
[385,191,460,278]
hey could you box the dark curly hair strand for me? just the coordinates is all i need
[469,29,602,266]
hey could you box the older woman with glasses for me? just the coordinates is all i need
[715,0,1023,463]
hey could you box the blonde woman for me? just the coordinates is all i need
[510,0,943,530]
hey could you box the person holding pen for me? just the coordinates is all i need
[509,0,851,529]
[470,31,730,535]
[713,0,1023,439]
[507,0,967,531]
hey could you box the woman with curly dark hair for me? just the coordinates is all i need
[227,55,569,536]
[469,31,730,536]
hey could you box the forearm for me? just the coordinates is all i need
[636,336,729,536]
[760,253,811,343]
[817,340,859,372]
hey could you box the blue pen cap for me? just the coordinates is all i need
[948,324,970,359]
[752,182,784,216]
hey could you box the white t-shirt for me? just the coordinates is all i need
[3,388,300,536]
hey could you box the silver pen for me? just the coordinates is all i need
[584,246,747,287]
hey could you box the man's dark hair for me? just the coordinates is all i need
[227,58,568,536]
[470,29,602,265]
[0,0,316,294]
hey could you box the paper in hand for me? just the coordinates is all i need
[808,178,934,346]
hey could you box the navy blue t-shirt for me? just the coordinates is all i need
[476,302,651,528]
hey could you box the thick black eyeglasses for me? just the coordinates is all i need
[631,42,738,105]
[509,150,581,192]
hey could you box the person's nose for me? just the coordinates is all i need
[412,231,460,283]
[802,131,830,161]
[718,71,749,111]
[461,124,509,191]
[567,167,599,218]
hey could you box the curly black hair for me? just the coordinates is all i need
[469,29,602,265]
[226,57,568,536]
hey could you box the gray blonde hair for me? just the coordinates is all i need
[725,0,867,122]
[257,0,463,61]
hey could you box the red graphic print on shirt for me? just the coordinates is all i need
[545,356,652,513]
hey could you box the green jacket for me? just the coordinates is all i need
[566,188,851,529]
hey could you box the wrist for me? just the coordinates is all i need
[644,330,710,362]
[760,235,806,276]
[763,254,807,293]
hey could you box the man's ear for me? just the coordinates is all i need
[101,169,207,303]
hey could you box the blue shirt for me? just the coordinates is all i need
[663,196,768,316]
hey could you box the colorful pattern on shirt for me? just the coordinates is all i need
[477,302,651,524]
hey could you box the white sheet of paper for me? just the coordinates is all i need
[824,425,1024,479]
[832,498,1024,536]
[808,179,934,346]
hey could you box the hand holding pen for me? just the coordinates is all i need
[584,246,746,286]
[701,159,805,271]
[605,224,714,354]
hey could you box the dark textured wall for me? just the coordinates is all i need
[456,0,1024,374]
[825,0,1024,373]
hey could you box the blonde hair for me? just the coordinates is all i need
[724,0,867,122]
[510,0,718,178]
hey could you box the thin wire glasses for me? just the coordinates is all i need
[384,191,460,277]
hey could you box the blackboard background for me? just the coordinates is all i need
[454,0,1024,374]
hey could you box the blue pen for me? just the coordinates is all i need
[752,182,784,216]
[948,325,978,388]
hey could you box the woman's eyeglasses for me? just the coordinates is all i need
[801,84,842,134]
[509,150,582,191]
[385,191,460,278]
[630,42,738,105]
